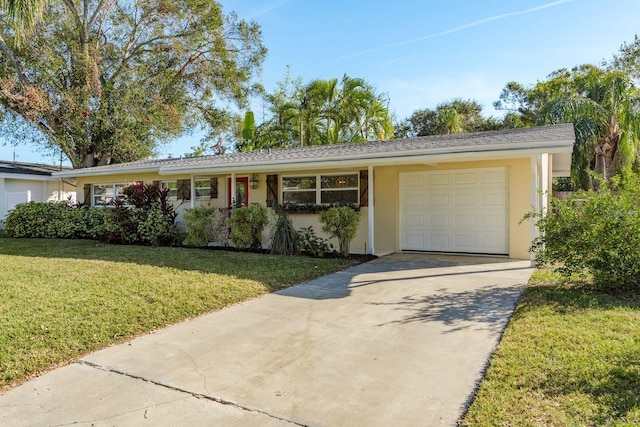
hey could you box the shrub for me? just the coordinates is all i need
[183,206,217,247]
[297,226,335,258]
[269,206,298,255]
[319,206,360,257]
[529,177,640,288]
[137,202,178,246]
[228,204,269,249]
[3,187,178,246]
[4,202,72,238]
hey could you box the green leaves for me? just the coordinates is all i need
[530,177,640,289]
[0,0,266,167]
[240,73,393,151]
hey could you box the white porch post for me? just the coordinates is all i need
[530,156,540,264]
[190,175,196,208]
[0,177,5,220]
[230,173,236,207]
[367,165,374,255]
[540,153,549,214]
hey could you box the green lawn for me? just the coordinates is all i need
[0,239,359,392]
[461,270,640,426]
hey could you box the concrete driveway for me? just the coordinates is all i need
[0,253,533,427]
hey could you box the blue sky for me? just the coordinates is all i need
[3,0,640,164]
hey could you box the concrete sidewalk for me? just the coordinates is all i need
[0,254,533,426]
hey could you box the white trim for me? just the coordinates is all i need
[367,165,374,255]
[530,156,539,264]
[541,153,549,214]
[52,138,575,179]
[0,173,63,181]
[190,175,196,209]
[281,172,359,205]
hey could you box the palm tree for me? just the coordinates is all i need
[0,0,47,31]
[538,67,640,189]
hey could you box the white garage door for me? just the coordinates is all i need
[399,168,509,255]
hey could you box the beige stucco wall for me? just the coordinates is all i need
[75,170,370,251]
[73,159,535,258]
[372,158,533,259]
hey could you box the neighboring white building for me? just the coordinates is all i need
[0,160,76,224]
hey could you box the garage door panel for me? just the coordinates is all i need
[454,214,477,228]
[455,193,476,206]
[481,170,506,184]
[429,193,450,207]
[400,168,509,255]
[427,213,449,227]
[405,175,425,187]
[454,234,477,249]
[482,192,506,206]
[427,173,450,186]
[454,172,476,185]
[405,193,426,208]
[405,212,425,227]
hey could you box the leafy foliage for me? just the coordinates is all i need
[297,226,335,258]
[319,206,360,257]
[269,205,299,255]
[528,176,640,288]
[0,1,266,167]
[495,62,640,189]
[237,72,393,151]
[182,206,218,247]
[3,183,179,245]
[228,204,269,249]
[395,98,510,138]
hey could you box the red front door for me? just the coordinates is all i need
[227,177,249,207]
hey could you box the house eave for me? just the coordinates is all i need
[51,138,574,179]
[159,142,573,176]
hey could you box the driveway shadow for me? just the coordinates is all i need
[371,284,524,335]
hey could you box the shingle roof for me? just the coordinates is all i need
[0,160,70,176]
[54,124,575,177]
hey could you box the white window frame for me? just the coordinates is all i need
[161,181,178,200]
[194,178,210,199]
[92,183,127,207]
[281,173,359,205]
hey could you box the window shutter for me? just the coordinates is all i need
[266,174,278,207]
[152,180,161,188]
[177,179,191,200]
[359,170,368,207]
[210,177,218,199]
[83,184,92,206]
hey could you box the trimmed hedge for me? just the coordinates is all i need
[3,183,179,246]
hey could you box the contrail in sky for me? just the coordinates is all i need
[251,0,292,18]
[337,0,574,60]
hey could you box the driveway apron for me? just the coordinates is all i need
[0,253,533,426]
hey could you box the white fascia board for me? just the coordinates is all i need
[0,173,61,181]
[52,165,159,179]
[159,142,574,176]
[52,138,574,178]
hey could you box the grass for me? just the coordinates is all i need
[461,270,640,426]
[0,238,359,392]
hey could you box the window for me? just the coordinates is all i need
[282,173,358,205]
[321,174,359,204]
[195,179,210,199]
[161,181,177,200]
[282,176,316,204]
[93,183,126,206]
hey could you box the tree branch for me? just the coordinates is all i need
[0,31,28,83]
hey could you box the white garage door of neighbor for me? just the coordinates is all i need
[399,168,509,255]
